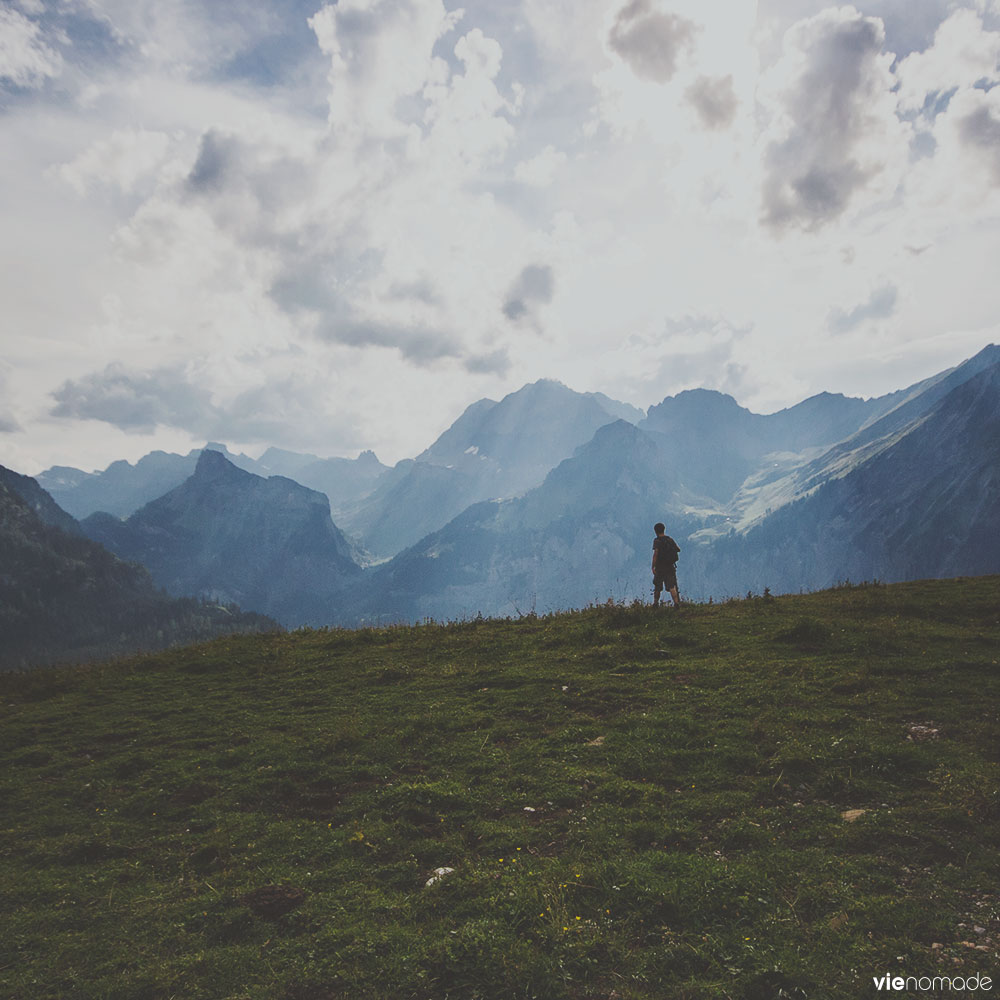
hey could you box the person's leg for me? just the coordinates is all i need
[653,580,662,606]
[669,584,681,607]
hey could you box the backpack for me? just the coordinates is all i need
[656,535,679,564]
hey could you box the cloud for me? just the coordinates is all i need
[269,252,466,363]
[0,7,64,88]
[186,130,236,193]
[759,6,908,234]
[828,284,898,333]
[502,264,555,321]
[904,80,1000,220]
[607,0,697,84]
[895,9,1000,115]
[514,144,567,186]
[0,360,22,433]
[218,375,367,449]
[685,74,737,130]
[957,100,1000,185]
[638,314,756,402]
[56,129,172,195]
[50,364,217,434]
[47,360,370,453]
[309,0,464,137]
[464,347,511,375]
[320,313,462,364]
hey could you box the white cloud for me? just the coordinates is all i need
[908,85,1000,214]
[896,9,1000,114]
[0,7,64,88]
[56,128,173,194]
[309,0,465,137]
[514,144,567,186]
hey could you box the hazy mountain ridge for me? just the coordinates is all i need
[81,450,362,627]
[37,444,390,523]
[14,345,1000,632]
[337,379,642,558]
[330,348,1000,621]
[336,421,701,623]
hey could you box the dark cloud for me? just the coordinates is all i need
[271,256,474,366]
[464,347,511,376]
[186,130,238,193]
[48,363,363,452]
[761,10,894,233]
[958,104,1000,185]
[828,284,898,333]
[502,264,554,322]
[685,74,738,130]
[608,0,697,84]
[50,364,217,434]
[387,279,442,305]
[325,316,461,364]
[0,413,21,433]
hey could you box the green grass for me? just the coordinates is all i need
[2,577,998,1000]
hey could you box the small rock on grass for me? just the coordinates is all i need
[425,867,455,888]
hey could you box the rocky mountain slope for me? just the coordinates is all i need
[687,357,1000,596]
[0,472,275,670]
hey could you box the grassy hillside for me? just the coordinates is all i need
[2,578,998,1000]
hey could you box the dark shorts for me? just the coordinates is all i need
[653,566,677,589]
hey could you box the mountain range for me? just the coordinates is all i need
[5,344,999,654]
[0,466,275,670]
[81,449,362,627]
[335,344,1000,622]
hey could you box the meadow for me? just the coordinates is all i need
[2,577,998,999]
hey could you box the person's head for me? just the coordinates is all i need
[654,522,665,536]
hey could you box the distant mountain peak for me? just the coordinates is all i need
[193,447,251,483]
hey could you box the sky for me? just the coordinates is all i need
[2,0,1000,475]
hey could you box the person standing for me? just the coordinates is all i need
[651,522,681,607]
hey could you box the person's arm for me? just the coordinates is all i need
[651,543,657,573]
